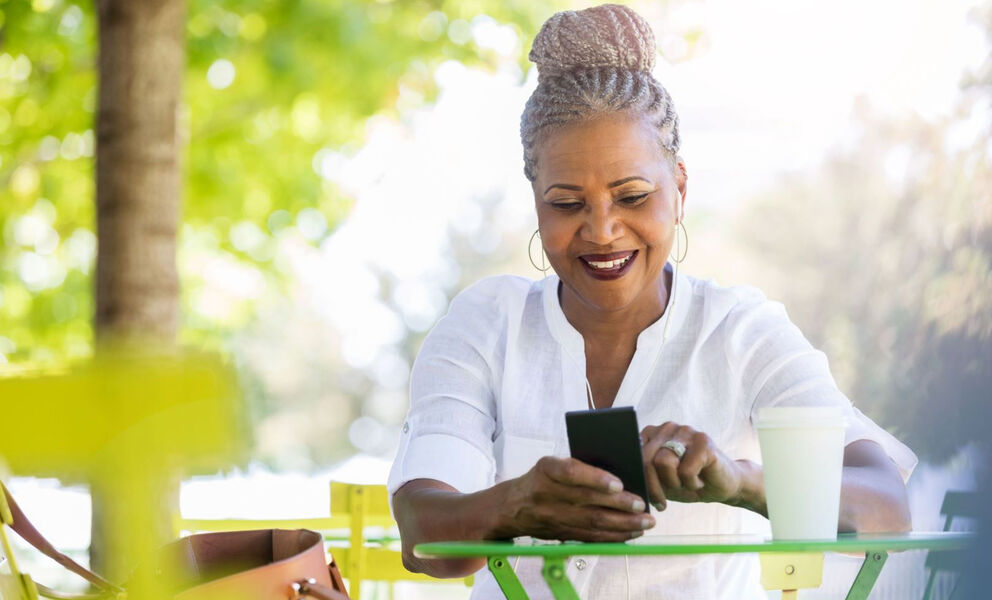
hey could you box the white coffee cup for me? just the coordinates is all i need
[756,406,846,540]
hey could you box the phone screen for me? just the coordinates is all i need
[565,406,650,512]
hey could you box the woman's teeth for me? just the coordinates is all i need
[587,255,631,270]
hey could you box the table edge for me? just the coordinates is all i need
[413,532,975,559]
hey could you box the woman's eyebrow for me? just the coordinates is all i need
[607,176,652,187]
[544,183,583,195]
[543,176,652,195]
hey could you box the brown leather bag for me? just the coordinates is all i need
[144,529,350,600]
[2,483,349,600]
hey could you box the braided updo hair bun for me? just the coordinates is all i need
[520,4,680,182]
[528,4,656,78]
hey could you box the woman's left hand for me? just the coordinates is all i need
[640,422,745,510]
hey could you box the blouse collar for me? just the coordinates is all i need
[541,262,691,354]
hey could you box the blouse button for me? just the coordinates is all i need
[402,422,409,433]
[575,559,586,571]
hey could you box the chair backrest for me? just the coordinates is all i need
[922,490,979,600]
[936,491,982,532]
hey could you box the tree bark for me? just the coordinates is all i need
[92,0,185,578]
[95,0,183,344]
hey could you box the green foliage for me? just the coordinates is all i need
[0,0,562,364]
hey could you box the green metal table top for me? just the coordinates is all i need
[415,531,973,559]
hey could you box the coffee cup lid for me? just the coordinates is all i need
[756,405,847,428]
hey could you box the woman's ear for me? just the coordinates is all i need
[675,157,688,220]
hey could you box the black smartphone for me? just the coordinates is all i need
[565,406,650,512]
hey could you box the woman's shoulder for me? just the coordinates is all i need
[683,273,791,334]
[443,275,540,325]
[685,273,772,315]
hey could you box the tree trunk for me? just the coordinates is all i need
[92,0,185,578]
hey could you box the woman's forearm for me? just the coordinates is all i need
[838,467,911,531]
[392,478,516,578]
[729,441,911,533]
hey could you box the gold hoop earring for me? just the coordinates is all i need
[671,221,688,264]
[528,229,550,272]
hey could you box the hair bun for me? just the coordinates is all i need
[528,4,657,77]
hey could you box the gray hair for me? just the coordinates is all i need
[520,4,681,182]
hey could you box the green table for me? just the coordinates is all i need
[415,532,973,600]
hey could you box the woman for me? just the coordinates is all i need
[388,5,916,599]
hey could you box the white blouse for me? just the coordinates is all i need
[388,266,917,600]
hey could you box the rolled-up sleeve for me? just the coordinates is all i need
[725,290,918,481]
[387,280,504,502]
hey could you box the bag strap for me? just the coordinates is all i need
[326,557,347,595]
[1,482,123,596]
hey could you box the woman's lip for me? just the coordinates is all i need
[579,250,636,261]
[579,250,638,280]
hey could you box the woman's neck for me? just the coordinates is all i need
[558,269,672,344]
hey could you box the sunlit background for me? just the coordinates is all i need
[2,0,990,598]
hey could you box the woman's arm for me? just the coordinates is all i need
[393,457,656,578]
[392,479,508,578]
[643,425,911,532]
[732,440,911,532]
[837,439,912,532]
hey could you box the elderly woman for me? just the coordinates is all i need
[388,4,916,599]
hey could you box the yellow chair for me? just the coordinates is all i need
[175,482,470,600]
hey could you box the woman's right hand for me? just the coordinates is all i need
[497,456,656,542]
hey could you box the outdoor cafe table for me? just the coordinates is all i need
[415,532,973,600]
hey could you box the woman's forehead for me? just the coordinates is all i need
[536,114,669,185]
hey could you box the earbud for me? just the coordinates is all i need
[673,187,684,223]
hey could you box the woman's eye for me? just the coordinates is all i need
[551,201,582,210]
[618,193,649,205]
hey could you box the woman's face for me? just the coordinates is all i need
[533,113,686,314]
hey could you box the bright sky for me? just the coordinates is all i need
[654,0,989,206]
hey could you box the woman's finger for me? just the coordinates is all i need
[556,505,656,533]
[640,426,665,506]
[652,445,683,491]
[551,479,646,513]
[552,525,646,543]
[640,421,679,459]
[538,456,621,493]
[676,433,712,491]
[643,455,667,510]
[646,423,692,492]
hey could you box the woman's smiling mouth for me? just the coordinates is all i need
[579,250,638,280]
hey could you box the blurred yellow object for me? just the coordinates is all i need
[0,351,248,597]
[0,356,469,598]
[176,482,472,600]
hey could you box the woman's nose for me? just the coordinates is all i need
[580,204,623,245]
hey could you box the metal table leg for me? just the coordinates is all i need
[541,557,580,600]
[845,551,888,600]
[489,556,529,600]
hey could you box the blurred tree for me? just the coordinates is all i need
[0,0,563,364]
[734,3,991,463]
[0,0,567,576]
[95,0,184,344]
[90,0,186,578]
